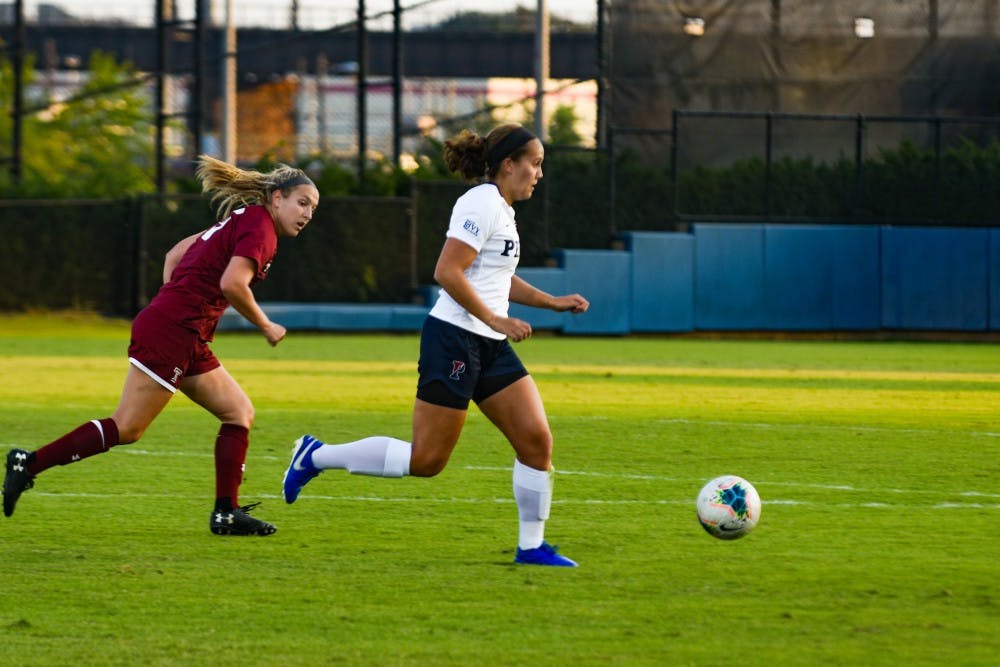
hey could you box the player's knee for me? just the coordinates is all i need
[115,425,144,444]
[408,450,450,477]
[242,403,255,428]
[526,427,554,456]
[536,428,554,452]
[220,401,254,429]
[513,429,553,470]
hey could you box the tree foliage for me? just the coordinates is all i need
[0,50,155,198]
[547,104,583,146]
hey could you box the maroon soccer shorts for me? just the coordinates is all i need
[127,306,221,392]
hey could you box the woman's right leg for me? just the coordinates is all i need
[3,365,172,517]
[35,365,171,471]
[282,398,467,503]
[283,315,472,501]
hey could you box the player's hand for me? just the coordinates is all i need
[262,321,287,347]
[552,294,589,314]
[491,315,533,342]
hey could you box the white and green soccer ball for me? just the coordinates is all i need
[696,475,761,540]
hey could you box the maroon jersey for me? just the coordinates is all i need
[148,205,277,341]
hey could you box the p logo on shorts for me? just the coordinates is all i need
[449,360,467,381]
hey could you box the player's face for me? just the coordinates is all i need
[506,139,544,203]
[271,184,319,237]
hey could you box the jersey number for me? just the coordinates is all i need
[200,207,245,241]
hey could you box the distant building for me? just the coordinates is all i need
[294,76,597,160]
[18,69,597,164]
[1,3,82,25]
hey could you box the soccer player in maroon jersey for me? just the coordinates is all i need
[3,155,319,536]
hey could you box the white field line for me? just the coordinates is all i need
[561,415,1000,439]
[3,446,997,501]
[25,490,1000,510]
[6,448,996,508]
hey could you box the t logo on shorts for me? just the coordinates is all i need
[449,361,467,381]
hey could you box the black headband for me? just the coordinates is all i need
[275,173,315,191]
[486,127,536,168]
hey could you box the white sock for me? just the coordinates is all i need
[512,459,553,550]
[311,436,411,477]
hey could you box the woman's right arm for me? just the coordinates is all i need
[162,232,202,284]
[433,238,533,342]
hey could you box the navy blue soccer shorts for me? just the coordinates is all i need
[416,316,528,410]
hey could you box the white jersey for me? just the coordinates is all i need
[429,182,520,340]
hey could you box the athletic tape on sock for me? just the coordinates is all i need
[513,459,552,521]
[383,439,412,477]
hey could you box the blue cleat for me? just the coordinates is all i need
[514,542,578,567]
[282,435,324,504]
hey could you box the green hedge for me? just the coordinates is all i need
[3,138,998,314]
[674,139,1000,222]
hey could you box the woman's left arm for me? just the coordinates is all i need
[509,275,589,313]
[220,256,287,346]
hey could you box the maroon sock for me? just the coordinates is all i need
[29,418,120,475]
[214,423,249,509]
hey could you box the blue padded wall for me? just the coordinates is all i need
[829,226,881,330]
[389,305,432,331]
[764,225,834,329]
[623,231,694,332]
[218,302,321,331]
[991,230,1000,331]
[552,249,631,334]
[763,225,880,330]
[881,227,990,330]
[218,225,997,334]
[694,224,766,329]
[510,267,568,330]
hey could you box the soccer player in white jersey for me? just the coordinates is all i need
[283,124,590,566]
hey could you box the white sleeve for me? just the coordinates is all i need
[445,189,498,253]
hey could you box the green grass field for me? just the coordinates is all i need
[1,312,998,666]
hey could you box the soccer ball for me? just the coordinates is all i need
[696,475,761,540]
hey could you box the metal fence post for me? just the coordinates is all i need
[408,179,418,296]
[853,113,865,217]
[932,116,942,223]
[131,195,149,317]
[764,112,774,219]
[670,110,679,222]
[607,125,616,237]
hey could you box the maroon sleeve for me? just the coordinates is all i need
[231,207,278,281]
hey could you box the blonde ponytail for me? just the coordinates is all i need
[195,155,314,220]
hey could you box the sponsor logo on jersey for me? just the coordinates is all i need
[462,219,480,236]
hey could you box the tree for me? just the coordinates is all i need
[0,50,155,198]
[547,103,582,146]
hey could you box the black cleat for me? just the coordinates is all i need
[3,449,35,518]
[209,501,276,536]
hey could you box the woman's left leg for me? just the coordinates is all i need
[180,365,274,536]
[478,376,576,566]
